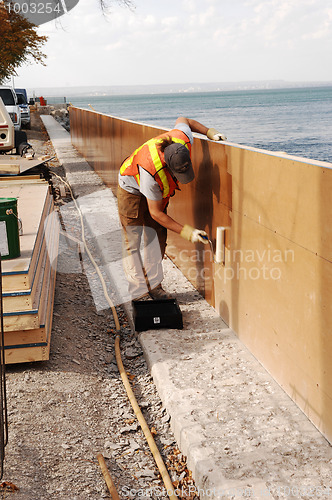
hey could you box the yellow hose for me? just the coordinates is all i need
[97,453,121,500]
[115,333,177,499]
[51,171,177,499]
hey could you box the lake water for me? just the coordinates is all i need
[64,86,332,163]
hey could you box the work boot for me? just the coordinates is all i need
[132,292,152,302]
[149,284,172,300]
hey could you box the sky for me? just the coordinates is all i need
[13,0,332,90]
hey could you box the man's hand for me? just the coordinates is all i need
[207,128,227,141]
[180,224,209,244]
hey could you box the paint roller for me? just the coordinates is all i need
[202,226,227,265]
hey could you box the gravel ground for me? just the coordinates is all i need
[0,110,199,499]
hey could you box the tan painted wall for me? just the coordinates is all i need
[69,106,332,443]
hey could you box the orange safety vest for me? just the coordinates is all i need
[120,129,192,206]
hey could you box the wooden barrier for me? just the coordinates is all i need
[69,106,332,443]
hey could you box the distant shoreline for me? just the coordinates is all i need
[28,81,332,99]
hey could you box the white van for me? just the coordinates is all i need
[0,86,21,131]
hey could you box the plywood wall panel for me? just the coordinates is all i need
[225,145,332,261]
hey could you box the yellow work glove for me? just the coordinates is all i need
[180,224,209,244]
[207,128,227,141]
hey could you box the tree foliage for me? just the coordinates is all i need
[99,0,135,15]
[0,2,47,83]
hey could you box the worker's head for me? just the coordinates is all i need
[164,143,194,184]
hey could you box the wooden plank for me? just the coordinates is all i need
[0,155,55,177]
[0,175,41,181]
[0,178,46,186]
[34,215,58,327]
[19,155,55,175]
[4,343,50,364]
[3,311,40,332]
[4,325,46,347]
[0,163,20,175]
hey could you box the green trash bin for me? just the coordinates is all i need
[0,198,21,260]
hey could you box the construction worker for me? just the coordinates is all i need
[117,116,226,301]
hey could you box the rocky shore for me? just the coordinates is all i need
[51,108,70,132]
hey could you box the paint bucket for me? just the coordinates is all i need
[0,198,20,260]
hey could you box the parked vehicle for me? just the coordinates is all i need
[0,86,21,131]
[14,88,28,102]
[16,91,31,129]
[0,96,54,176]
[0,97,31,156]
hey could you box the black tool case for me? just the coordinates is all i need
[132,299,183,332]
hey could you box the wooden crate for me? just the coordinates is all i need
[1,177,59,364]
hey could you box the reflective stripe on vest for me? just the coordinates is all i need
[119,130,191,199]
[148,139,170,197]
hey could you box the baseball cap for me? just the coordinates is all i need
[164,143,194,184]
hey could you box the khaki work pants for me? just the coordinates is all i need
[117,185,167,300]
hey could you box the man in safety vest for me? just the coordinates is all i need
[118,116,226,301]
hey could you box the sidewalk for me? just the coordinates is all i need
[41,115,332,500]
